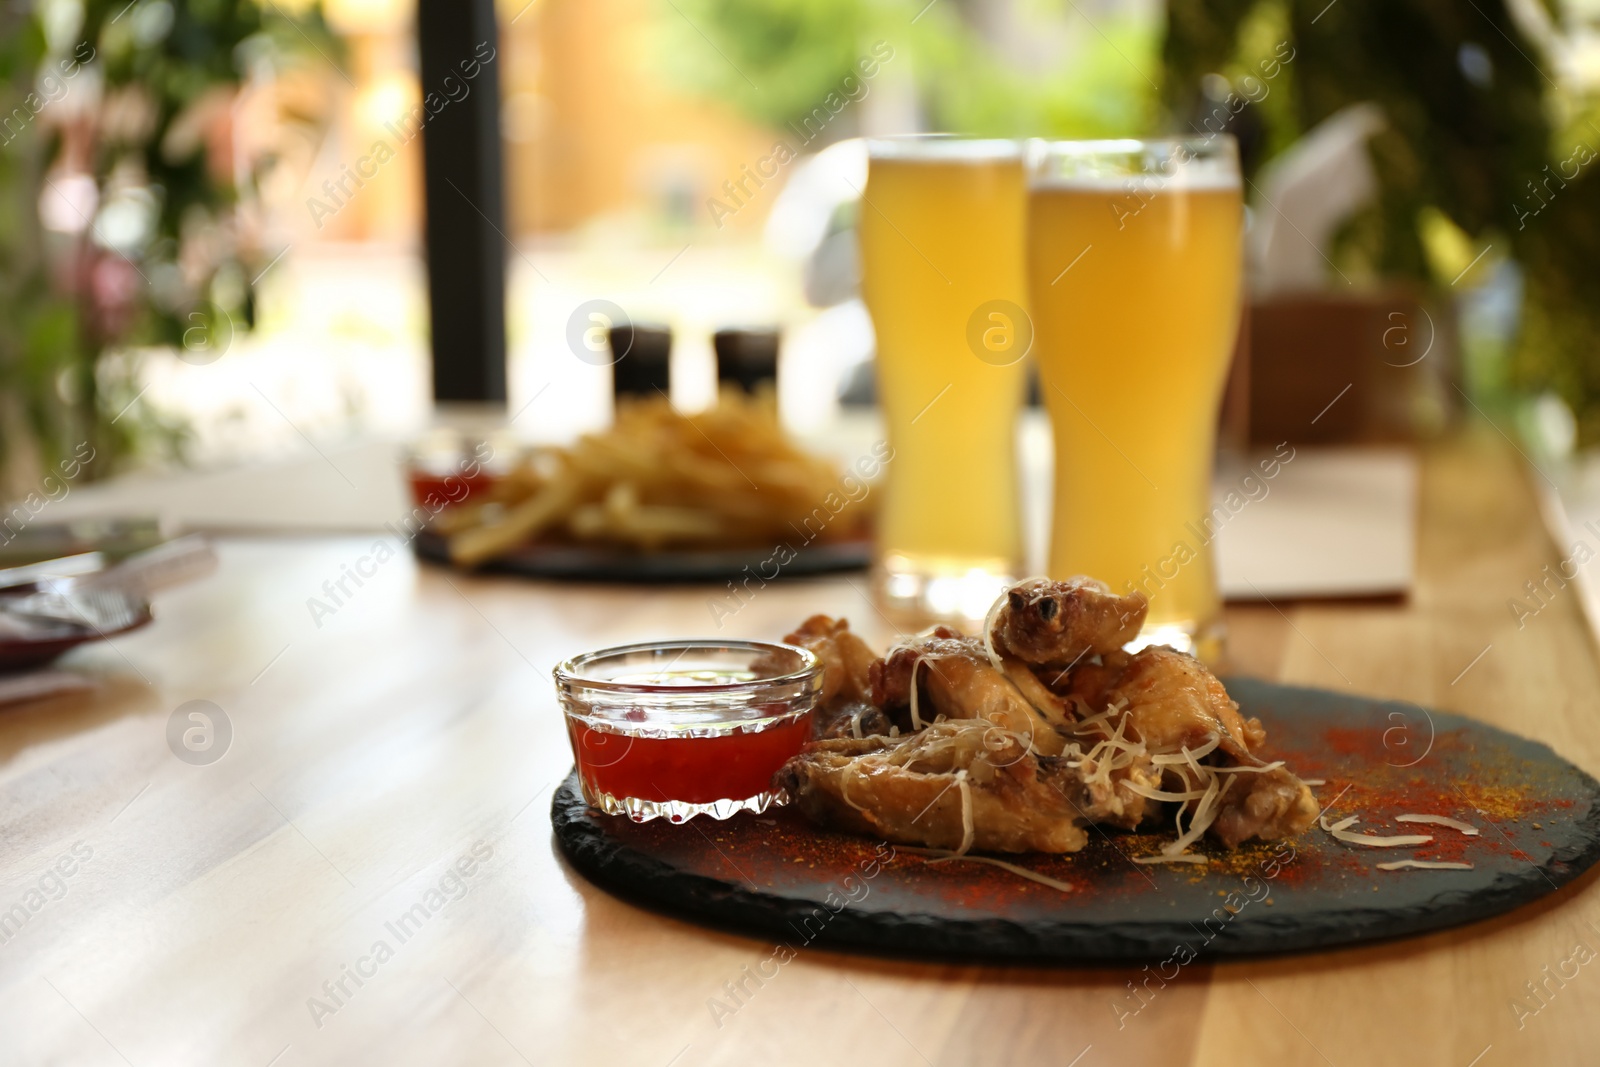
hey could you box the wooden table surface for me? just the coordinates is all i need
[3,428,1598,1067]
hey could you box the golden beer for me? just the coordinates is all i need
[1026,140,1243,655]
[860,139,1028,623]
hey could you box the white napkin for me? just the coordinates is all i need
[1251,103,1386,296]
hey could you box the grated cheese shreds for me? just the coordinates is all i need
[1320,813,1436,847]
[1211,761,1287,775]
[1134,853,1209,865]
[1302,778,1327,786]
[1068,697,1132,739]
[1071,713,1146,796]
[1331,826,1433,848]
[1163,765,1232,857]
[1148,742,1239,858]
[840,767,870,814]
[909,657,925,730]
[1395,814,1480,836]
[955,770,975,855]
[980,594,1008,672]
[1122,780,1208,803]
[1377,859,1474,871]
[1072,709,1114,734]
[1071,706,1120,738]
[1152,734,1221,765]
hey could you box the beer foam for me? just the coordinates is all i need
[1029,169,1240,192]
[1028,137,1239,191]
[867,137,1021,162]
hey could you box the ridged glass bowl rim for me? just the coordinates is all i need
[552,639,822,697]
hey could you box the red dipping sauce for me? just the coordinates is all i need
[404,431,504,510]
[567,711,812,805]
[407,468,493,509]
[554,642,822,823]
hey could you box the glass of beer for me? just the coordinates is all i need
[1025,138,1243,660]
[860,136,1029,626]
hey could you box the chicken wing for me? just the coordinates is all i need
[1209,765,1320,848]
[1093,646,1263,761]
[775,714,1168,851]
[812,700,896,741]
[774,720,1089,853]
[1067,645,1313,847]
[871,629,1067,755]
[755,614,888,740]
[764,614,878,705]
[992,577,1148,669]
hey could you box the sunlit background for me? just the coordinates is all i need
[10,0,1600,492]
[209,0,1168,459]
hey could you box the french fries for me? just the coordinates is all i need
[443,389,873,566]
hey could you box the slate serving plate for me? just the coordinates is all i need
[552,678,1600,962]
[413,528,869,583]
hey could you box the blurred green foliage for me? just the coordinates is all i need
[660,0,1161,139]
[1510,98,1600,444]
[1166,0,1600,444]
[0,0,334,490]
[1166,0,1549,280]
[0,9,78,490]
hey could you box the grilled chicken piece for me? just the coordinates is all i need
[811,700,896,741]
[765,614,878,706]
[1064,743,1161,832]
[999,656,1075,728]
[871,629,1067,755]
[869,626,963,708]
[992,577,1148,670]
[1095,646,1264,761]
[775,720,1089,853]
[767,596,1315,855]
[754,615,888,740]
[1069,645,1313,847]
[1210,766,1320,848]
[775,717,1165,851]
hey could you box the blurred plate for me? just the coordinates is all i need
[0,601,153,672]
[412,528,870,583]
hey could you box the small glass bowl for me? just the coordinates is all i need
[554,640,823,823]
